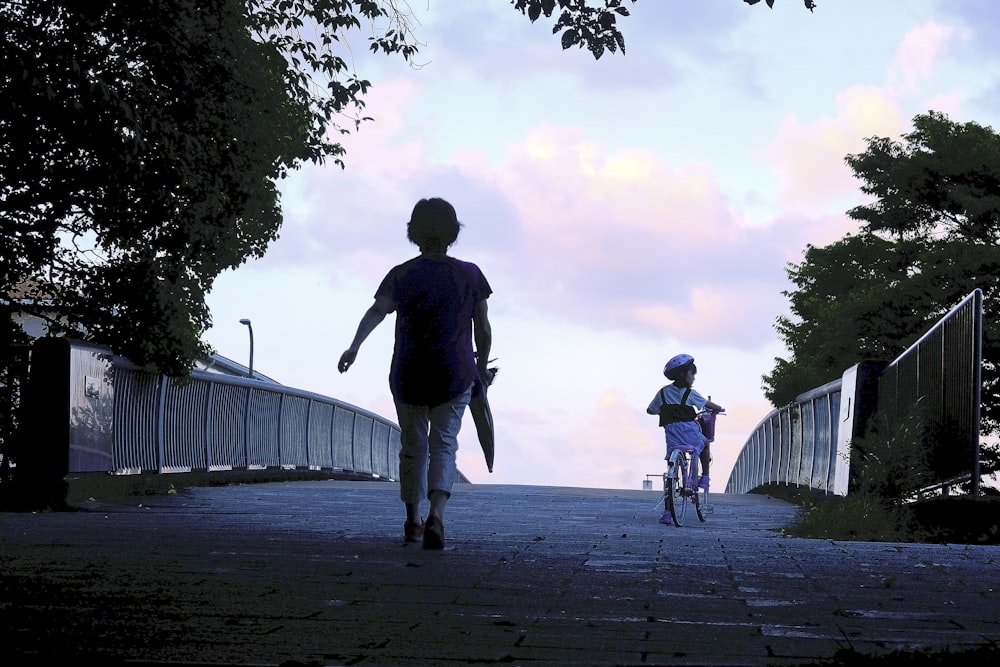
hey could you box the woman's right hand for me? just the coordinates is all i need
[338,348,358,373]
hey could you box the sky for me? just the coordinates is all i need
[202,0,1000,491]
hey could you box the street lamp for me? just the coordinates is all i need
[239,318,254,379]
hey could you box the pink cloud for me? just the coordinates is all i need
[765,86,907,213]
[334,78,428,178]
[497,126,732,252]
[562,390,667,489]
[476,125,793,346]
[629,284,787,346]
[764,21,971,218]
[889,21,969,95]
[274,99,853,352]
[523,389,780,491]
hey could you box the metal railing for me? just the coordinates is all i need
[725,289,983,496]
[869,289,983,494]
[8,337,401,484]
[111,358,401,479]
[724,377,846,495]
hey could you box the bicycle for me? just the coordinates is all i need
[660,406,721,527]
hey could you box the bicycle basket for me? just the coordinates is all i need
[695,411,717,441]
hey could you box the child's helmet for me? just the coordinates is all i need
[663,354,696,381]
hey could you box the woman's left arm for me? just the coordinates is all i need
[473,298,492,384]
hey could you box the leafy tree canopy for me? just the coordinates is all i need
[764,112,1000,441]
[513,0,816,59]
[1,0,423,377]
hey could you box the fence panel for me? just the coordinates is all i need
[387,428,401,480]
[725,379,842,495]
[162,379,208,472]
[726,289,982,495]
[372,421,392,478]
[279,395,310,468]
[796,403,813,487]
[106,361,402,480]
[247,389,282,469]
[207,382,246,470]
[332,406,355,471]
[307,401,335,469]
[112,368,159,473]
[872,290,983,490]
[352,414,374,475]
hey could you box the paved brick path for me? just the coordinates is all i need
[1,481,998,665]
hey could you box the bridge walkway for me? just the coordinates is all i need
[1,481,998,665]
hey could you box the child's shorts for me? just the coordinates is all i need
[664,421,707,459]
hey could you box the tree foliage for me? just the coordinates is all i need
[764,112,1000,444]
[744,0,817,11]
[0,0,421,379]
[511,0,636,59]
[512,0,816,59]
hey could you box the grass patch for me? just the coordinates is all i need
[820,641,1000,665]
[756,483,1000,544]
[757,405,1000,545]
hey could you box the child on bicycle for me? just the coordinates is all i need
[647,354,724,493]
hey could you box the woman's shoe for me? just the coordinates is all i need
[404,519,424,543]
[422,515,445,550]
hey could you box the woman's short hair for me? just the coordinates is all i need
[407,198,462,249]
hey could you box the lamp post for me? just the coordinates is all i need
[239,319,254,379]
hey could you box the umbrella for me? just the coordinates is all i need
[469,365,497,473]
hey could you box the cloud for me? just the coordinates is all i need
[888,21,970,95]
[475,124,799,346]
[273,111,812,352]
[629,283,787,347]
[416,1,746,95]
[764,86,907,214]
[762,19,974,219]
[268,8,886,357]
[520,388,780,491]
[561,389,664,489]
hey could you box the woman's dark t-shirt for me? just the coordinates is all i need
[375,256,492,406]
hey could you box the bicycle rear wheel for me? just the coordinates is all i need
[666,452,688,527]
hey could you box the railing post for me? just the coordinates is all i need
[972,289,983,495]
[204,381,215,471]
[242,385,252,469]
[277,393,285,468]
[157,375,168,473]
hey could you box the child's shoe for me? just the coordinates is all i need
[659,511,671,525]
[698,475,710,491]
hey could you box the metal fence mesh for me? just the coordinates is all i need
[726,290,982,495]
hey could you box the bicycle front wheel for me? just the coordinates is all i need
[695,485,707,522]
[666,452,688,527]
